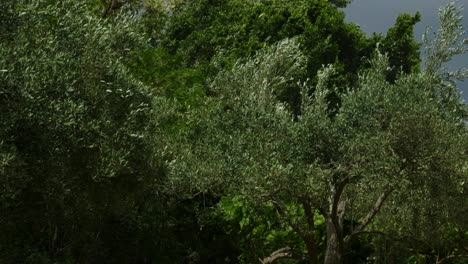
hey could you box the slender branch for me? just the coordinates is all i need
[356,185,393,232]
[462,245,468,254]
[260,247,292,264]
[301,199,315,233]
[347,230,387,238]
[344,186,394,248]
[318,207,328,218]
[457,229,468,254]
[436,254,468,264]
[345,230,431,245]
[102,0,123,18]
[102,0,113,18]
[271,199,307,241]
[300,198,320,262]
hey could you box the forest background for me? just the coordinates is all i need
[0,0,467,263]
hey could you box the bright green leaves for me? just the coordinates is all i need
[157,0,377,82]
[215,195,320,263]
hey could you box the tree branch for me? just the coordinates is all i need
[331,177,349,219]
[318,207,328,218]
[337,198,347,227]
[260,247,292,264]
[326,176,350,250]
[356,185,393,231]
[347,230,387,238]
[301,199,315,233]
[436,254,468,264]
[300,198,320,262]
[345,185,394,245]
[271,199,307,241]
[102,0,123,18]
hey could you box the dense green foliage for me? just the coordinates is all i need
[0,1,167,263]
[133,0,421,112]
[1,0,467,263]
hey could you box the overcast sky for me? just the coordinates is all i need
[343,0,468,102]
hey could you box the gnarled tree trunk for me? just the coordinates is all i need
[324,217,344,264]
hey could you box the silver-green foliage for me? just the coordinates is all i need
[0,0,152,181]
[0,3,155,260]
[423,1,468,118]
[166,1,467,260]
[424,2,468,80]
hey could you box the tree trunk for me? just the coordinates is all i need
[301,201,319,264]
[304,236,319,264]
[324,217,344,264]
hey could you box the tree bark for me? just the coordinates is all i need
[324,216,344,264]
[323,178,348,264]
[302,200,319,264]
[304,238,318,264]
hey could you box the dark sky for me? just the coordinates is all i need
[343,0,468,102]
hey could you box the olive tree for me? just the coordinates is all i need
[166,3,467,263]
[0,1,164,262]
